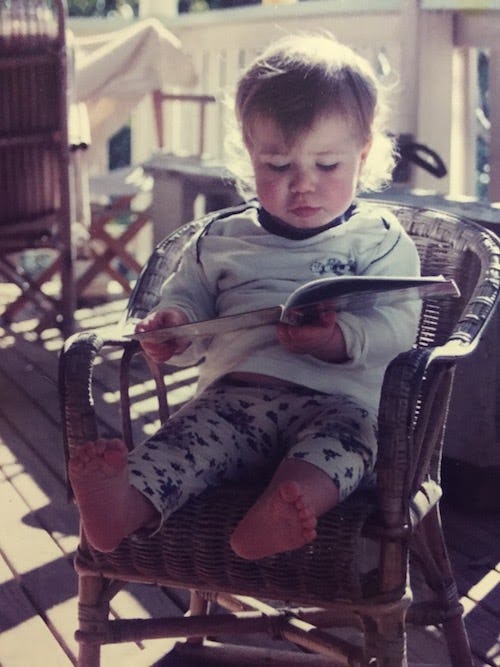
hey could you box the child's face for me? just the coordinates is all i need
[246,113,371,229]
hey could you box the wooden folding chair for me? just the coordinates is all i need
[72,166,153,303]
[0,0,82,337]
[78,93,223,303]
[59,201,499,666]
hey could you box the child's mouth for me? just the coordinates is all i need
[290,206,320,218]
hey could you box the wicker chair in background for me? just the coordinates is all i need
[59,201,499,666]
[0,0,84,337]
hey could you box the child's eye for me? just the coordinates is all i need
[267,163,290,172]
[317,163,339,172]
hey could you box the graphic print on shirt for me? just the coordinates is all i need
[310,257,357,276]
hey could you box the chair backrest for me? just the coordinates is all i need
[124,201,498,358]
[385,202,496,350]
[0,0,70,246]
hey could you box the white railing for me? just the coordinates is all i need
[69,1,500,202]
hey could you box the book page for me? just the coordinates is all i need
[126,275,459,343]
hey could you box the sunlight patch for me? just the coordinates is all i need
[466,570,500,604]
[143,421,161,436]
[0,331,15,349]
[103,390,120,404]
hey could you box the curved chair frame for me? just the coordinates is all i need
[59,200,499,666]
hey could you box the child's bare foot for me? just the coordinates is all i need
[230,480,317,560]
[68,438,156,552]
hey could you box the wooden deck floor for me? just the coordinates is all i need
[0,297,499,666]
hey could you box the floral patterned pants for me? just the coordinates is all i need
[128,378,378,524]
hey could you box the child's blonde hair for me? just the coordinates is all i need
[226,33,396,196]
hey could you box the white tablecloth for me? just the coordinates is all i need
[71,18,197,158]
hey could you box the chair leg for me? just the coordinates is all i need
[441,615,474,667]
[362,604,409,667]
[186,590,210,646]
[76,573,112,667]
[413,507,473,667]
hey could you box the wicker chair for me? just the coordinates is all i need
[0,0,82,337]
[59,201,499,667]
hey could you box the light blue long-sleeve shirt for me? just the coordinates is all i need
[158,200,421,410]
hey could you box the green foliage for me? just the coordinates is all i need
[109,125,131,170]
[179,0,259,11]
[68,0,138,17]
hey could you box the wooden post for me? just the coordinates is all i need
[139,0,178,18]
[489,49,500,201]
[398,0,421,158]
[414,9,454,193]
[449,47,478,197]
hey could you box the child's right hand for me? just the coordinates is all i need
[135,308,191,363]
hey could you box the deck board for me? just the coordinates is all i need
[0,562,73,667]
[0,299,499,666]
[0,310,189,665]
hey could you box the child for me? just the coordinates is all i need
[69,33,421,559]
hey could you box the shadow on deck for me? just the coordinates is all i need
[0,297,498,666]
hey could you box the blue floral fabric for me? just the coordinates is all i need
[128,379,378,524]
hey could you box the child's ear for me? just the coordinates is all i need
[360,138,372,163]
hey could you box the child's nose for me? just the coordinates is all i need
[289,167,316,193]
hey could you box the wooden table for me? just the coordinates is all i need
[143,153,243,246]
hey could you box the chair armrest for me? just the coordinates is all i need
[59,331,137,475]
[375,222,499,530]
[59,330,165,496]
[375,346,455,532]
[59,331,105,453]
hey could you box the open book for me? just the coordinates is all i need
[127,275,460,344]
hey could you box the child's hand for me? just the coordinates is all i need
[135,308,191,363]
[277,308,348,363]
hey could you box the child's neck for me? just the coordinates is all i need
[258,204,356,239]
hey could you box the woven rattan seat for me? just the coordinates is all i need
[60,200,499,666]
[75,484,376,603]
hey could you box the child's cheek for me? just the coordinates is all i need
[254,176,282,207]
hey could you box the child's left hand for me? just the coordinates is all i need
[276,309,349,363]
